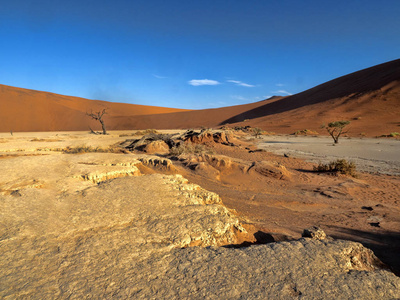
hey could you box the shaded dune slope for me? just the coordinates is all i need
[221,59,400,124]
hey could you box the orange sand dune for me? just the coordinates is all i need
[223,59,400,136]
[1,59,399,136]
[0,85,189,132]
[114,59,400,136]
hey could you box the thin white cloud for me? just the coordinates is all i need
[273,90,293,96]
[153,74,167,79]
[275,83,285,87]
[188,79,221,86]
[227,80,255,87]
[230,95,249,101]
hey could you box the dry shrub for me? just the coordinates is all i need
[62,145,127,154]
[169,143,213,156]
[30,138,63,142]
[379,132,400,138]
[135,129,159,136]
[293,129,318,136]
[314,159,357,177]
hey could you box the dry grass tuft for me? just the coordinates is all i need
[30,138,63,142]
[293,129,319,136]
[62,145,127,154]
[314,159,357,177]
[135,129,160,136]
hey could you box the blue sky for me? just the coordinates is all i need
[1,0,399,109]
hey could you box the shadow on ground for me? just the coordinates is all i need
[329,226,400,276]
[224,231,289,249]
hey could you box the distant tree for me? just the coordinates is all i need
[86,109,107,135]
[253,127,263,139]
[323,121,350,144]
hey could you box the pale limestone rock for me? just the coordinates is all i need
[138,156,177,171]
[302,226,327,240]
[1,151,399,299]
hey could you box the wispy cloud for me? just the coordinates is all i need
[188,79,221,86]
[230,95,249,101]
[153,74,167,79]
[275,83,285,87]
[273,90,293,95]
[227,80,255,87]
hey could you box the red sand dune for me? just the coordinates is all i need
[1,59,399,136]
[113,59,400,137]
[0,85,189,132]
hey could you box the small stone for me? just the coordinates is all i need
[302,226,327,240]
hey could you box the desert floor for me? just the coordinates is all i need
[257,135,400,175]
[1,130,399,281]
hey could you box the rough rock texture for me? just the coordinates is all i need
[0,162,248,298]
[144,140,170,154]
[1,151,400,299]
[138,155,177,172]
[302,226,328,240]
[122,133,179,151]
[182,130,236,146]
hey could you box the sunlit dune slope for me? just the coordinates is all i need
[0,85,188,132]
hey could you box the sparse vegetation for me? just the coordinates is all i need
[233,125,252,132]
[169,143,213,156]
[293,129,318,136]
[314,159,356,177]
[135,129,160,136]
[86,109,107,135]
[379,132,400,138]
[323,121,350,144]
[30,138,63,142]
[62,145,126,154]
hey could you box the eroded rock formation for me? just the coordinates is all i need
[0,150,399,299]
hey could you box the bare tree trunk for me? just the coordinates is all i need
[100,120,106,135]
[86,109,107,135]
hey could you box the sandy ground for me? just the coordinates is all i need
[256,135,400,175]
[1,130,399,282]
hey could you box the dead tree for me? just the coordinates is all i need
[253,127,263,139]
[86,109,107,135]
